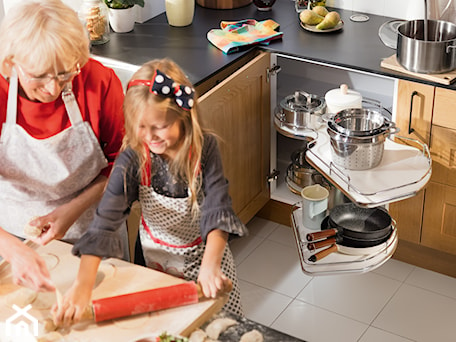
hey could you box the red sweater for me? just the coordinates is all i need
[0,58,125,177]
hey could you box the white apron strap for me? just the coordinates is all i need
[61,84,83,125]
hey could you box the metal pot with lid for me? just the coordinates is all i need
[276,90,326,131]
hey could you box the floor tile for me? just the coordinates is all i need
[359,327,414,342]
[405,267,456,300]
[271,300,368,342]
[238,280,293,327]
[373,284,456,342]
[267,224,297,248]
[229,234,264,267]
[245,216,279,238]
[236,239,312,297]
[296,272,401,324]
[372,258,415,282]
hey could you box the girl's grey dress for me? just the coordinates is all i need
[73,134,248,316]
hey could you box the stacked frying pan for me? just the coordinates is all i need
[306,203,394,262]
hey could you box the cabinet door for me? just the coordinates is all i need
[197,52,271,224]
[429,125,456,187]
[395,79,434,145]
[421,182,456,255]
[433,87,456,130]
[389,190,424,243]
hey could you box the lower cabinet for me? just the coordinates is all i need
[390,80,456,277]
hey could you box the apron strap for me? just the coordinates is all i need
[6,68,18,125]
[61,84,83,126]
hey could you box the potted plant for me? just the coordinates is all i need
[104,0,145,33]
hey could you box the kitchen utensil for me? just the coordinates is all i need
[397,19,456,74]
[276,91,326,131]
[83,281,229,323]
[196,0,252,9]
[252,0,276,11]
[326,116,398,170]
[308,244,338,262]
[301,184,329,230]
[330,108,395,137]
[307,235,342,251]
[324,84,362,113]
[287,141,325,189]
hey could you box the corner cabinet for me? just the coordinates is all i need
[390,80,456,277]
[197,51,271,224]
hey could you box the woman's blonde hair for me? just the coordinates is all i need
[0,0,90,77]
[123,59,205,216]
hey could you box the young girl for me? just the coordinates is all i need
[54,58,247,325]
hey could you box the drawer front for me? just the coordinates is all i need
[433,87,456,130]
[430,125,456,188]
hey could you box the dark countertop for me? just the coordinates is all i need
[91,0,456,90]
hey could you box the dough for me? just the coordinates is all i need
[24,217,42,238]
[36,331,64,342]
[205,317,237,340]
[0,284,38,307]
[240,329,264,342]
[188,329,207,342]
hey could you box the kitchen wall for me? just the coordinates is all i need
[0,0,454,27]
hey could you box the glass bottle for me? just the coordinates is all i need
[79,0,110,45]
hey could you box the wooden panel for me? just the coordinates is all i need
[421,182,456,255]
[430,125,456,187]
[198,52,270,224]
[394,79,434,145]
[389,190,424,243]
[433,87,456,130]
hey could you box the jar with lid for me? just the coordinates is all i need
[79,0,110,45]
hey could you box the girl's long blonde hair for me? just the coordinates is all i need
[123,59,204,216]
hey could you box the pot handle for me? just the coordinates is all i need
[308,244,338,262]
[306,228,338,242]
[446,45,456,53]
[321,113,335,123]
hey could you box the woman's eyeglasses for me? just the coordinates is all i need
[16,64,81,85]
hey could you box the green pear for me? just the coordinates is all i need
[316,11,341,30]
[312,6,329,17]
[300,9,325,26]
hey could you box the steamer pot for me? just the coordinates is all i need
[397,19,456,74]
[276,91,326,131]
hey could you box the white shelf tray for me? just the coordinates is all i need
[305,129,432,207]
[291,206,398,276]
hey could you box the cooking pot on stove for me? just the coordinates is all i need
[276,91,326,131]
[397,19,456,74]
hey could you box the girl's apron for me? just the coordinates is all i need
[139,178,243,316]
[0,69,108,243]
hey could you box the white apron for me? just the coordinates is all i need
[139,176,243,316]
[0,69,108,243]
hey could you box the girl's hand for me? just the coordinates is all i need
[51,282,92,327]
[197,265,232,299]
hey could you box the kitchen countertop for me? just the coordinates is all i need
[91,0,456,90]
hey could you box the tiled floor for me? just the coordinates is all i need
[229,217,456,342]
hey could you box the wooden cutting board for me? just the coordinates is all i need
[0,240,225,341]
[381,54,456,85]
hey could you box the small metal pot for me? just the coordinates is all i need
[332,108,395,137]
[397,19,456,74]
[276,91,326,131]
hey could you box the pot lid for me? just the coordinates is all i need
[280,91,325,113]
[324,84,362,108]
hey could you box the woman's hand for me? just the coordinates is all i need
[0,229,55,292]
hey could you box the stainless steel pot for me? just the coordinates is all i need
[276,91,326,131]
[397,19,456,74]
[331,108,396,137]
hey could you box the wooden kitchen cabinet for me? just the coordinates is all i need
[197,51,271,224]
[390,79,456,277]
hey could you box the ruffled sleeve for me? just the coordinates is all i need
[72,147,140,258]
[199,134,248,241]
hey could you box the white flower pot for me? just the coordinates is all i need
[108,7,136,33]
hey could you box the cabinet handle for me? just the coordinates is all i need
[408,90,419,134]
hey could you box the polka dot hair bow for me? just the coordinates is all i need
[128,69,195,110]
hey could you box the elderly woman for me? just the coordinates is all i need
[0,0,127,292]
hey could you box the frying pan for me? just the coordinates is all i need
[327,203,392,240]
[307,216,392,248]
